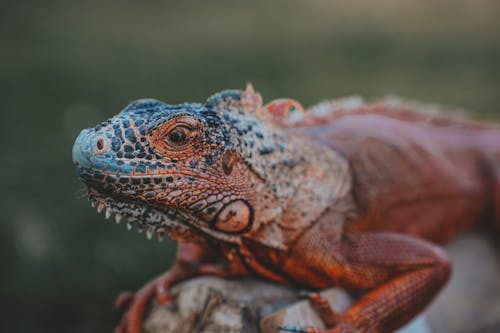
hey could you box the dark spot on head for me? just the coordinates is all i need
[125,128,137,143]
[222,150,236,176]
[259,146,274,155]
[94,172,105,180]
[124,145,134,153]
[282,158,295,167]
[134,142,144,151]
[204,155,213,165]
[105,175,117,183]
[111,137,122,152]
[114,128,123,140]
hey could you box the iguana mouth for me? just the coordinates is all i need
[86,187,243,244]
[77,164,244,244]
[87,189,198,242]
[76,164,198,242]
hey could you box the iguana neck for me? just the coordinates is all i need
[220,106,353,250]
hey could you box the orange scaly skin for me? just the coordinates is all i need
[73,85,500,333]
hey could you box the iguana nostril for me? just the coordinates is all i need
[94,136,109,155]
[97,139,104,150]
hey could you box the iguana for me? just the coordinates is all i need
[72,84,500,333]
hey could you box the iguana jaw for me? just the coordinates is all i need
[85,186,242,244]
[87,189,192,241]
[73,151,248,244]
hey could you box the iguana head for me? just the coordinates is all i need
[73,85,348,248]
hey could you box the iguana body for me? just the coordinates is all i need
[73,85,500,333]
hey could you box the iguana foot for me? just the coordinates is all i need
[299,290,339,327]
[114,259,237,332]
[114,273,176,333]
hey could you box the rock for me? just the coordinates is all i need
[143,232,500,333]
[144,276,303,333]
[425,233,500,333]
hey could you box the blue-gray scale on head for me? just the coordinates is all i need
[72,87,288,241]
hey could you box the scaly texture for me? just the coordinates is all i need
[73,84,500,333]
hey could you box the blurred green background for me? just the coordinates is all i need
[1,0,499,332]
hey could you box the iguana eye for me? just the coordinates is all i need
[150,115,202,155]
[164,125,194,147]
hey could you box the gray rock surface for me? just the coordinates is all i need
[425,233,500,333]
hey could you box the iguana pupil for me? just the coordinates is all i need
[168,128,186,144]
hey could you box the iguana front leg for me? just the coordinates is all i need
[283,232,451,333]
[115,242,249,333]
